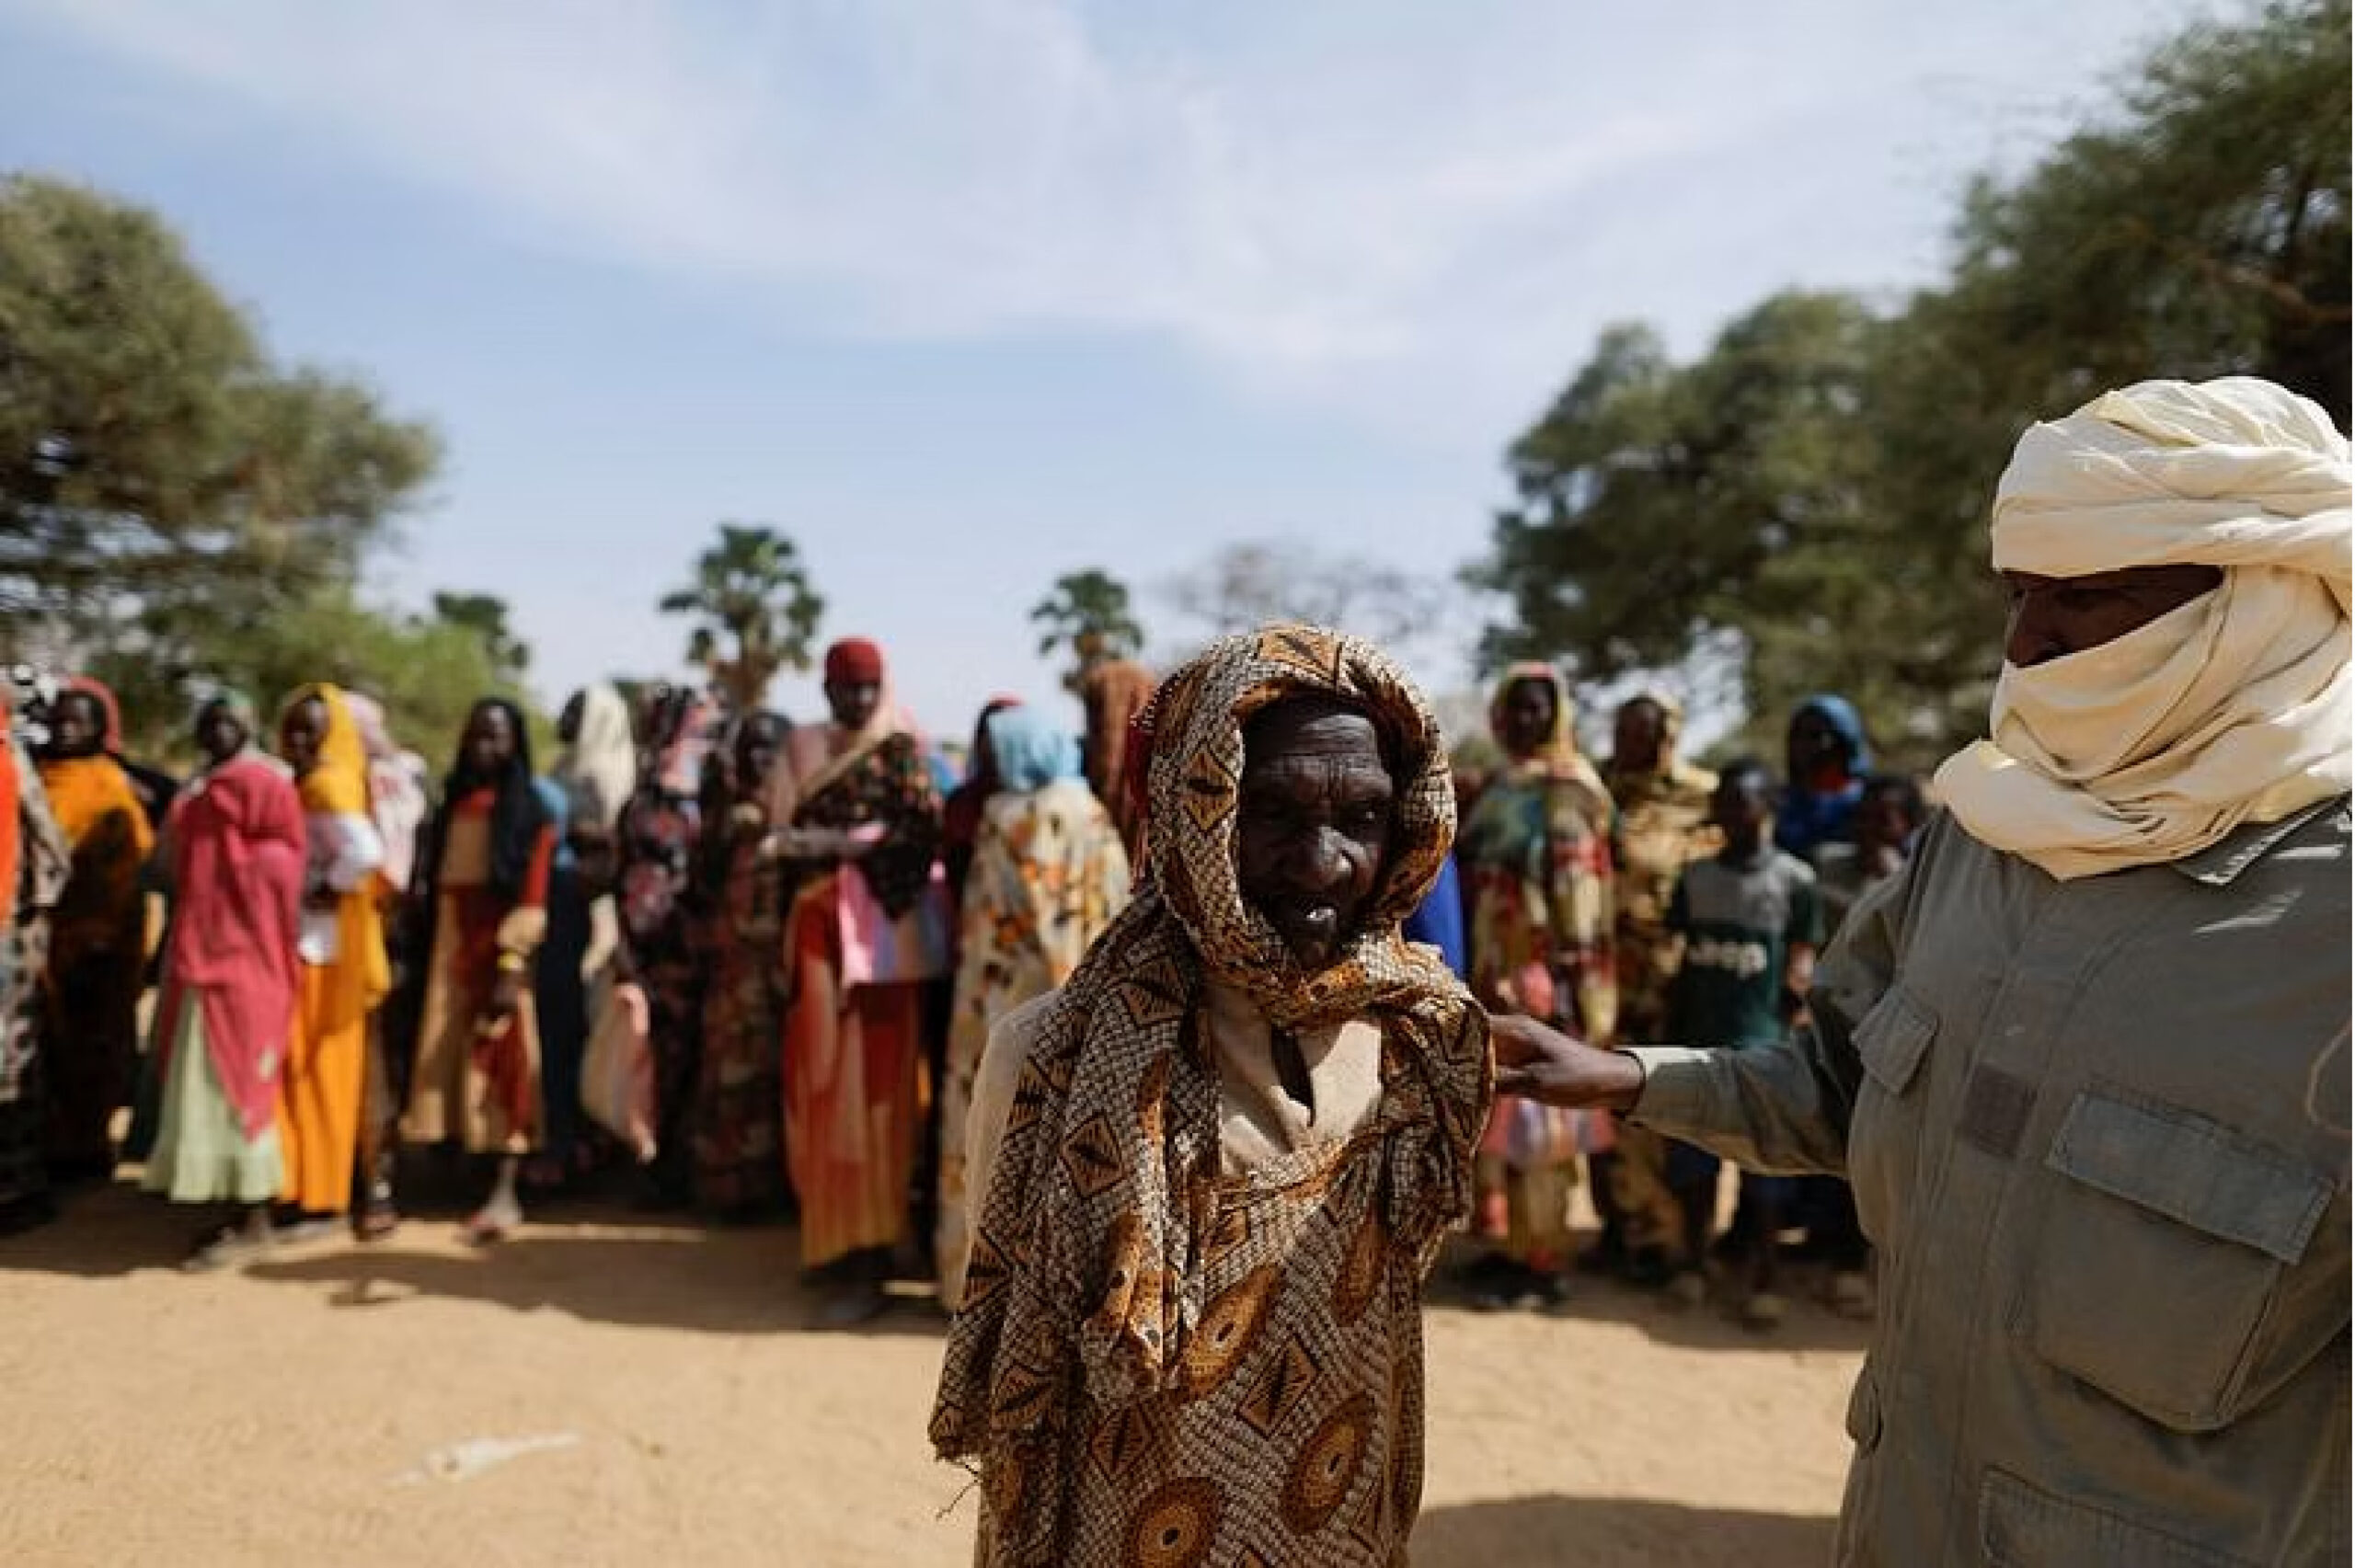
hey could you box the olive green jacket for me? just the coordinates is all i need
[1632,801,2349,1567]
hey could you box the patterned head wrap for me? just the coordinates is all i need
[933,626,1491,1495]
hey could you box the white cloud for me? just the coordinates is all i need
[17,0,2219,443]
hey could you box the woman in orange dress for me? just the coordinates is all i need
[35,681,155,1184]
[767,638,945,1326]
[274,684,392,1237]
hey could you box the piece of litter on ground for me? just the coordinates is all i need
[393,1432,582,1485]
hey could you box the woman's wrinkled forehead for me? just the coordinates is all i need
[1240,692,1399,774]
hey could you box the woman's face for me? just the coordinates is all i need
[46,692,104,759]
[279,698,327,777]
[1236,697,1395,969]
[827,679,882,734]
[1786,706,1849,782]
[198,703,250,766]
[735,718,784,793]
[462,704,517,780]
[557,692,586,745]
[1498,678,1557,759]
[1612,698,1666,773]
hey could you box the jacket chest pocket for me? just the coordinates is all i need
[1844,986,1936,1252]
[2019,1090,2341,1433]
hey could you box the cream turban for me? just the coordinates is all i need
[1935,376,2351,880]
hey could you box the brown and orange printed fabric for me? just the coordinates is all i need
[789,731,942,919]
[932,625,1492,1566]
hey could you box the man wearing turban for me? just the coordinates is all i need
[1493,378,2350,1565]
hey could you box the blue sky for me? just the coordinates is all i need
[0,0,2226,743]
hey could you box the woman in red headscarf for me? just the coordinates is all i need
[142,691,307,1267]
[767,637,946,1326]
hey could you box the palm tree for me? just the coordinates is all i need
[658,523,825,711]
[1028,568,1145,691]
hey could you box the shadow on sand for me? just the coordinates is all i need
[1413,1494,1837,1568]
[1425,1235,1875,1355]
[0,1173,947,1339]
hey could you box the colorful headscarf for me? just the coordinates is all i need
[1776,692,1870,857]
[824,637,887,685]
[1936,376,2351,878]
[652,687,728,798]
[769,641,920,825]
[935,625,1490,1458]
[281,683,371,817]
[1488,662,1608,794]
[63,675,123,755]
[983,706,1082,795]
[345,692,430,896]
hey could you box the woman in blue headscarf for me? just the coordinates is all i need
[931,705,1132,1305]
[1776,693,1871,858]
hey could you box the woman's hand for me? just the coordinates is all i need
[486,968,525,1023]
[1488,1012,1646,1111]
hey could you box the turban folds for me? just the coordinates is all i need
[1935,377,2352,879]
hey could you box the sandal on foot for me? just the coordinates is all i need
[459,1208,520,1247]
[184,1222,273,1273]
[353,1205,400,1243]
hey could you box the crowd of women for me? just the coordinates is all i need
[0,629,1904,1328]
[0,642,1158,1328]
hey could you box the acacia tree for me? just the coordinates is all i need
[659,522,825,712]
[0,175,438,660]
[1166,541,1451,649]
[429,591,531,682]
[1472,0,2349,766]
[1029,568,1145,690]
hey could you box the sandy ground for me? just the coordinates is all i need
[1,1175,1862,1567]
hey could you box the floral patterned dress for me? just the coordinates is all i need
[932,776,1130,1303]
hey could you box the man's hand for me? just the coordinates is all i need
[1488,1013,1646,1111]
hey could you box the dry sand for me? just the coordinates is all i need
[1,1177,1861,1567]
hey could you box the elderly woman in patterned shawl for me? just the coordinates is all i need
[934,626,1491,1567]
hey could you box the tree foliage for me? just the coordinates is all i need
[1472,0,2349,766]
[430,590,532,681]
[1029,568,1146,690]
[85,585,534,765]
[658,522,825,712]
[0,174,439,653]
